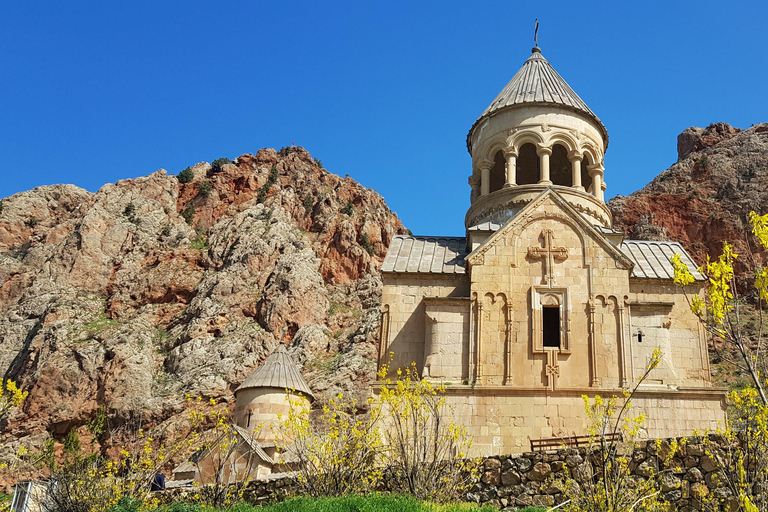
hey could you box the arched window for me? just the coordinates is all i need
[517,143,539,185]
[489,150,505,193]
[582,155,592,194]
[550,144,570,186]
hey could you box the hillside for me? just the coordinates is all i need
[0,147,405,467]
[609,122,768,285]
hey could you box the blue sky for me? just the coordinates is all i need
[2,2,767,236]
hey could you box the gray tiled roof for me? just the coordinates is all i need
[470,47,608,146]
[467,222,502,232]
[232,425,273,464]
[235,345,314,399]
[382,235,467,274]
[620,240,704,281]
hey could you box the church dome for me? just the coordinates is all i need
[468,47,608,150]
[465,46,611,233]
[235,344,314,400]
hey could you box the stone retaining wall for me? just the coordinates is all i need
[470,435,737,511]
[156,435,738,510]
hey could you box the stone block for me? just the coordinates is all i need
[526,461,552,481]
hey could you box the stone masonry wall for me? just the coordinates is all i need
[470,436,736,511]
[155,435,737,510]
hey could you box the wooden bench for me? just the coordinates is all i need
[529,432,623,452]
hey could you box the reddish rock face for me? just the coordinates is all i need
[0,146,405,478]
[610,122,768,286]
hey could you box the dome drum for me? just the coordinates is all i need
[465,183,612,231]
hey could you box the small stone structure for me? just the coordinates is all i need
[172,344,313,482]
[379,45,728,455]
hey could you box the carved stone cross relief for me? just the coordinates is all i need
[527,229,568,285]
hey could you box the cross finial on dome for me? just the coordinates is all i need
[533,18,540,52]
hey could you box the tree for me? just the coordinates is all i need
[671,211,768,510]
[671,211,768,404]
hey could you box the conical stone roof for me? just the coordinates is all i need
[468,47,608,148]
[235,344,314,400]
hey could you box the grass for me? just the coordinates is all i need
[129,496,498,512]
[84,314,119,337]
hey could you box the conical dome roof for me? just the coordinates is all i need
[468,47,608,148]
[235,344,314,400]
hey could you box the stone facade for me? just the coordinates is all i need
[378,46,727,456]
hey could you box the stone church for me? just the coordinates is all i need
[379,46,727,455]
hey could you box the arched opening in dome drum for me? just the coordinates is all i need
[489,150,506,193]
[550,144,570,186]
[517,143,539,185]
[582,155,592,194]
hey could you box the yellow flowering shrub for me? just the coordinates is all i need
[0,379,27,422]
[276,390,384,497]
[184,396,260,507]
[376,362,479,502]
[561,349,669,512]
[671,212,768,404]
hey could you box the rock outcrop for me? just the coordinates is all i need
[610,123,768,283]
[0,147,405,469]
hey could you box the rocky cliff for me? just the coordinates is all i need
[609,122,768,283]
[0,147,405,462]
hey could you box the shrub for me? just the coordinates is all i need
[0,200,4,215]
[360,232,374,255]
[557,349,665,512]
[313,157,323,169]
[0,379,27,423]
[302,195,314,213]
[376,362,479,502]
[256,167,279,204]
[160,226,172,237]
[24,217,38,228]
[122,203,141,224]
[177,167,194,184]
[181,203,195,224]
[276,392,384,498]
[700,155,709,170]
[198,180,213,196]
[211,157,231,173]
[340,201,354,216]
[190,232,208,251]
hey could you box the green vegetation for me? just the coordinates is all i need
[181,203,195,224]
[341,201,354,216]
[84,314,120,337]
[699,154,709,170]
[177,167,194,184]
[190,231,209,251]
[0,200,4,215]
[24,216,38,228]
[303,194,314,213]
[160,226,172,237]
[108,496,498,512]
[198,180,213,196]
[123,202,141,225]
[313,157,323,169]
[360,232,374,255]
[211,157,232,173]
[256,166,279,204]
